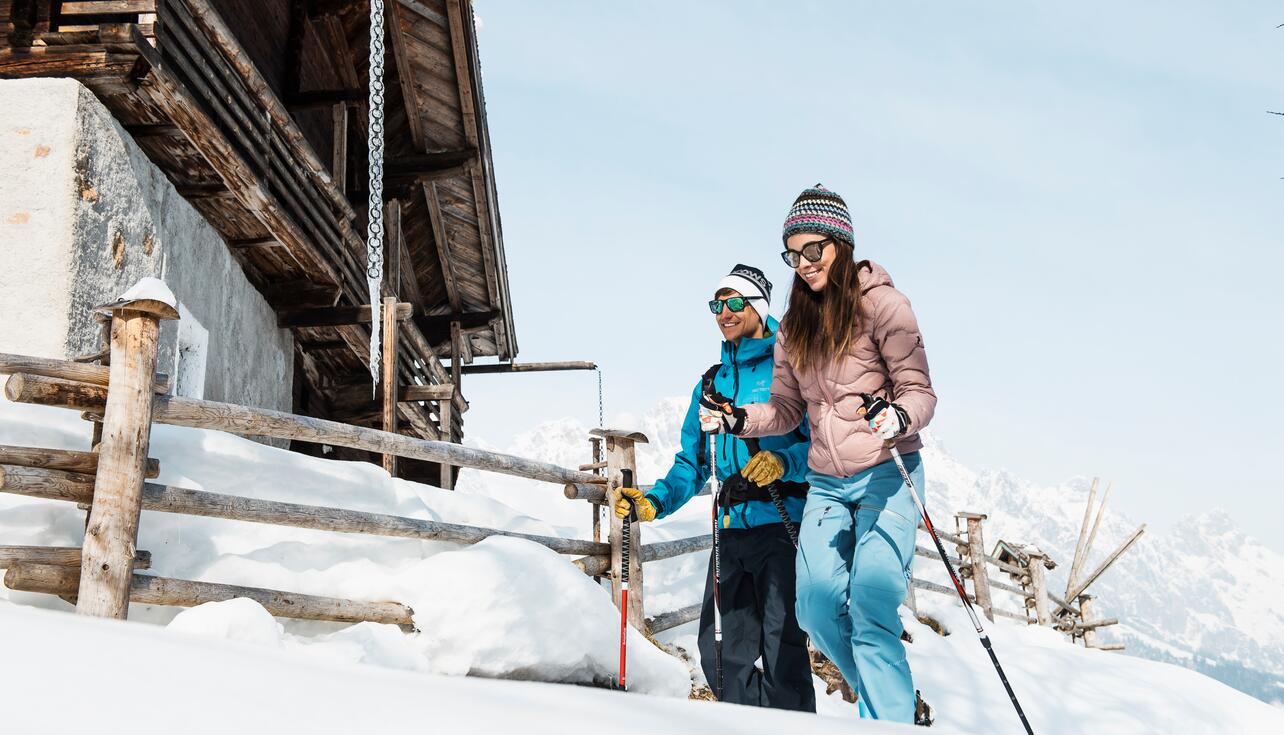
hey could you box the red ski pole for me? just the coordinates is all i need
[617,468,638,690]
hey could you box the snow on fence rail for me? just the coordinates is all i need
[0,295,1137,650]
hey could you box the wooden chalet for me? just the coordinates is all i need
[1,0,516,485]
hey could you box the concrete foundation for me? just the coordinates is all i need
[0,78,293,414]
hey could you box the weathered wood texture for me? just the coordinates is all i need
[606,434,645,630]
[0,445,158,478]
[381,296,399,476]
[563,482,606,504]
[0,546,150,570]
[0,465,609,557]
[1026,550,1052,626]
[641,534,711,564]
[77,310,164,619]
[4,373,604,486]
[1064,525,1146,604]
[571,554,610,577]
[647,602,700,634]
[4,562,414,626]
[0,352,169,394]
[459,361,597,375]
[961,513,994,623]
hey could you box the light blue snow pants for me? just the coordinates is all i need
[795,452,923,723]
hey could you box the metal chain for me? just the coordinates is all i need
[365,0,387,382]
[596,367,604,429]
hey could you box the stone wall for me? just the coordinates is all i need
[0,78,293,414]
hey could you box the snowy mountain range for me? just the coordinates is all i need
[470,397,1284,706]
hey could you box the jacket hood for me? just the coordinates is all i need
[859,260,894,295]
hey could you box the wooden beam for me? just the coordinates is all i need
[381,296,399,476]
[386,0,425,150]
[331,102,348,194]
[277,302,412,329]
[460,361,597,375]
[387,149,477,177]
[0,466,610,556]
[0,445,158,479]
[962,513,994,622]
[60,1,156,15]
[1064,525,1146,603]
[4,374,606,486]
[77,305,167,619]
[227,237,278,249]
[640,534,710,563]
[1068,482,1112,598]
[0,546,150,570]
[400,384,454,402]
[1066,478,1099,598]
[571,554,610,577]
[5,563,414,627]
[605,436,644,630]
[647,602,700,634]
[423,181,462,313]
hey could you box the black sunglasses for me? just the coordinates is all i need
[781,238,835,268]
[708,296,762,315]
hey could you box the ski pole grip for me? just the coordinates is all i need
[743,437,761,454]
[620,469,638,522]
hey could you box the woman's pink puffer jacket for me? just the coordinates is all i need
[741,261,936,478]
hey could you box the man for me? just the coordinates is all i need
[613,264,815,711]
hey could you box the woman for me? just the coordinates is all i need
[704,184,936,723]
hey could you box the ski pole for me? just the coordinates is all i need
[708,431,724,700]
[742,437,799,549]
[887,445,1035,735]
[617,468,638,691]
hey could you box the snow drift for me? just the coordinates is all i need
[1,393,1282,732]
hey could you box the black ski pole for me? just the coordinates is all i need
[707,431,724,700]
[885,442,1035,735]
[616,468,638,691]
[742,437,799,549]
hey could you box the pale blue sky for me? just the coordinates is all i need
[463,1,1284,550]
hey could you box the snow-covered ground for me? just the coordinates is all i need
[1,394,1281,733]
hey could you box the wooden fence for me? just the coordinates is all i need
[0,295,630,630]
[0,295,1131,652]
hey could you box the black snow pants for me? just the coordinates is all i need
[697,522,816,712]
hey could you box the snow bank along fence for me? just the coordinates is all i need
[640,483,1141,654]
[0,295,646,630]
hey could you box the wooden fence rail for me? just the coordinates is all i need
[4,371,605,487]
[0,465,608,556]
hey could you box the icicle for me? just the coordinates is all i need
[365,0,388,393]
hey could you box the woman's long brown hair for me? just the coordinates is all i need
[780,240,869,373]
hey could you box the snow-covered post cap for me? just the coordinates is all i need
[94,277,180,320]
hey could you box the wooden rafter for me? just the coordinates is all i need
[387,0,425,150]
[423,181,462,312]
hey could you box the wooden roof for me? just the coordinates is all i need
[1,0,516,443]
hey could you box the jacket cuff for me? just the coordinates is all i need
[645,494,665,517]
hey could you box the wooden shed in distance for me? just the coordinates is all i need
[1,0,524,486]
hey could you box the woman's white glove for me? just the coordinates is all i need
[859,394,910,440]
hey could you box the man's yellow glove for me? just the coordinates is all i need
[613,485,657,522]
[742,450,784,487]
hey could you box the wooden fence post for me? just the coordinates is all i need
[958,511,994,622]
[77,296,177,619]
[380,295,399,476]
[1026,549,1052,626]
[589,436,603,546]
[1078,594,1098,648]
[597,429,648,632]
